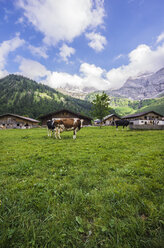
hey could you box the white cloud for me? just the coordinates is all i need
[46,71,82,89]
[59,44,75,62]
[113,54,124,61]
[156,32,164,44]
[17,0,105,46]
[15,16,25,24]
[14,33,164,91]
[85,32,107,51]
[0,35,25,69]
[3,7,13,22]
[0,35,25,78]
[46,42,164,90]
[0,69,8,79]
[28,44,48,59]
[80,63,104,77]
[17,57,50,81]
[107,42,164,88]
[45,62,110,90]
[17,59,110,90]
[80,63,109,89]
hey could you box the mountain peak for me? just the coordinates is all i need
[155,67,164,75]
[106,67,164,100]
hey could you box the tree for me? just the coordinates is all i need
[92,92,111,126]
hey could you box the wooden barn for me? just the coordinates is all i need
[0,113,39,129]
[103,114,121,126]
[122,111,164,125]
[39,109,93,126]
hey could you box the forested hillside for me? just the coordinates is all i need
[135,97,164,115]
[0,75,92,119]
[85,92,164,116]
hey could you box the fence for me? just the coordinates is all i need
[129,124,164,130]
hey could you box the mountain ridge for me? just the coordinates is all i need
[0,73,164,119]
[106,67,164,100]
[0,74,92,119]
[55,68,164,101]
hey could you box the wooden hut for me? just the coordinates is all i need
[103,114,121,126]
[0,113,39,129]
[39,109,92,126]
[122,111,163,125]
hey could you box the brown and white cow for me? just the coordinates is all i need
[0,124,6,130]
[47,118,84,139]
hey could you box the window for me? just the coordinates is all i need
[7,118,12,124]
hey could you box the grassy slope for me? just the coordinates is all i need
[135,97,164,115]
[0,127,164,248]
[110,98,136,116]
[86,92,164,116]
[109,97,164,116]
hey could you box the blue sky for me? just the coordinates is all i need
[0,0,164,90]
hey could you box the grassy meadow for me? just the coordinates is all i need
[0,127,164,248]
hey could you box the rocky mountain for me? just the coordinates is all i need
[56,68,164,101]
[57,84,98,100]
[107,68,164,100]
[0,74,92,119]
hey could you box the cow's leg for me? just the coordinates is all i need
[55,127,59,139]
[47,128,50,137]
[52,129,55,138]
[73,128,77,139]
[51,128,56,138]
[54,128,57,139]
[58,127,61,139]
[47,128,51,137]
[80,119,84,128]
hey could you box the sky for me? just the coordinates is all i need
[0,0,164,91]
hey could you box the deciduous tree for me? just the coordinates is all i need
[92,92,111,126]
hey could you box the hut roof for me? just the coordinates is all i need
[0,113,39,123]
[103,114,120,121]
[39,109,93,120]
[122,111,163,119]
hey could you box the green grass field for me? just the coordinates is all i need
[0,127,164,248]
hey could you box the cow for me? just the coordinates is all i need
[0,124,6,130]
[47,118,84,139]
[115,119,129,130]
[47,120,56,137]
